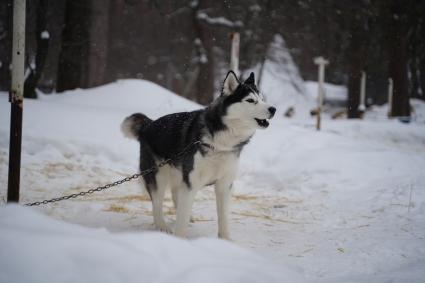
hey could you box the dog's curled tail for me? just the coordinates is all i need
[121,113,152,140]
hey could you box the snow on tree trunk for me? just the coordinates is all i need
[265,35,305,95]
[254,34,313,118]
[230,32,240,76]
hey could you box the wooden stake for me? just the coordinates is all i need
[8,0,26,203]
[314,57,329,130]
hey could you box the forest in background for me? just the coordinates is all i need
[0,0,424,118]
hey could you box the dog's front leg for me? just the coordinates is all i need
[215,179,233,240]
[174,187,195,238]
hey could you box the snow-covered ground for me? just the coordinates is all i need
[1,79,425,282]
[0,205,303,283]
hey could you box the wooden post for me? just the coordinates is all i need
[8,0,26,203]
[314,56,329,130]
[229,32,240,76]
[359,71,366,115]
[387,78,393,118]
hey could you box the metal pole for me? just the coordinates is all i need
[230,32,240,76]
[8,0,26,203]
[387,78,393,118]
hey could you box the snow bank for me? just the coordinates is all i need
[366,98,425,123]
[305,81,347,105]
[0,205,306,283]
[0,79,200,173]
[43,79,199,116]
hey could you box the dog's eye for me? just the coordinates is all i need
[246,99,255,103]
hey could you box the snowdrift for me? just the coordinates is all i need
[0,205,306,283]
[0,79,200,173]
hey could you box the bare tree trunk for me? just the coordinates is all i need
[408,57,420,99]
[0,0,12,91]
[347,31,366,118]
[35,0,66,93]
[420,57,425,99]
[389,30,410,117]
[56,0,90,92]
[190,1,215,105]
[24,0,49,99]
[87,0,110,87]
[347,68,362,118]
[387,1,410,117]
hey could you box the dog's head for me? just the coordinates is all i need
[220,71,276,129]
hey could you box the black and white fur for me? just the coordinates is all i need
[121,71,276,239]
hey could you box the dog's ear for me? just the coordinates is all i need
[244,72,255,85]
[222,71,240,96]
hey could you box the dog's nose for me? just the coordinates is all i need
[268,107,276,116]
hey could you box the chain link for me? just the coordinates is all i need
[24,141,202,207]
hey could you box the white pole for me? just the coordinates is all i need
[8,0,26,202]
[388,78,393,117]
[314,56,329,130]
[318,64,325,106]
[359,71,366,113]
[230,32,240,76]
[11,0,26,103]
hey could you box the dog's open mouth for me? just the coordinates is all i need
[255,118,270,128]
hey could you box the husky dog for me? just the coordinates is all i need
[121,71,276,239]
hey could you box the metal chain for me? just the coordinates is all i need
[24,140,202,207]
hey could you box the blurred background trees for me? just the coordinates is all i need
[0,0,424,116]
